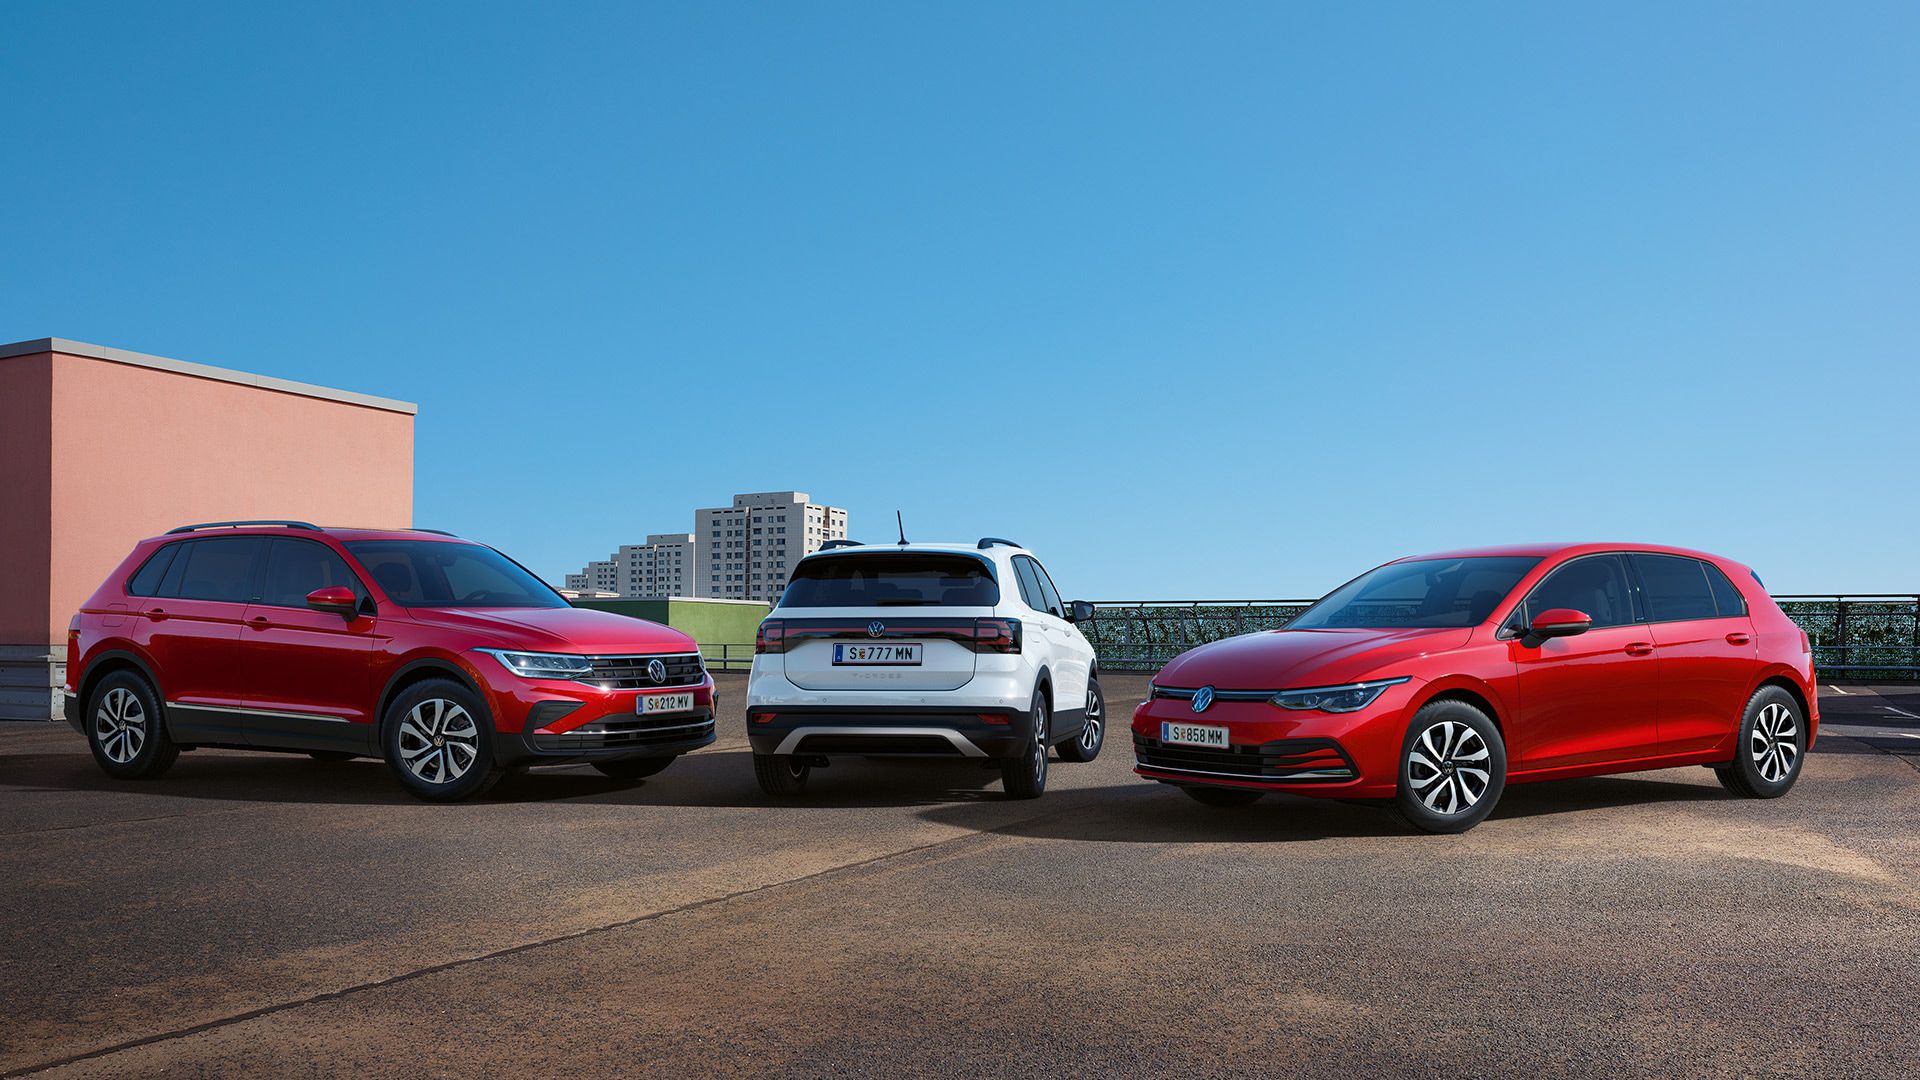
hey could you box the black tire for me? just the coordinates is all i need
[754,753,811,796]
[1393,699,1507,834]
[1000,687,1051,799]
[1182,785,1264,808]
[593,756,677,781]
[84,670,179,780]
[380,679,505,802]
[1714,685,1806,799]
[306,750,358,762]
[1056,676,1105,763]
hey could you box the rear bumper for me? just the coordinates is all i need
[745,704,1036,758]
[63,691,81,733]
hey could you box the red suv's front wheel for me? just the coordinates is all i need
[382,679,506,801]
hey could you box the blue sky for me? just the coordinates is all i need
[5,2,1916,597]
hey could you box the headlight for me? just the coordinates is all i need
[1269,677,1409,713]
[478,649,594,680]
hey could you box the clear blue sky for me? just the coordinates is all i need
[6,2,1916,597]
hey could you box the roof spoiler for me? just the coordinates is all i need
[977,537,1022,550]
[167,520,320,535]
[818,539,863,551]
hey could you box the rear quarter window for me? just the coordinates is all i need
[125,544,181,596]
[780,553,1000,607]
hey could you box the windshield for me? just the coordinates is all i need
[1287,556,1541,630]
[779,553,1000,607]
[345,540,569,609]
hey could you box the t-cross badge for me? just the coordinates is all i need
[64,521,717,801]
[1132,544,1817,833]
[746,538,1103,799]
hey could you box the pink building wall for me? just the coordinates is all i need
[1,340,415,647]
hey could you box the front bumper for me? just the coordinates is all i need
[476,663,720,767]
[1130,682,1418,798]
[745,704,1037,759]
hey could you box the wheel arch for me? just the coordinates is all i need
[76,648,164,711]
[1406,675,1511,738]
[1752,673,1813,735]
[376,657,490,735]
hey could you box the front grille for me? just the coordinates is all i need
[1133,734,1356,783]
[532,712,715,752]
[585,653,705,689]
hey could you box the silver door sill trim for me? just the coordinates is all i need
[772,726,989,757]
[166,701,352,723]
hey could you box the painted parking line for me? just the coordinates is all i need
[1829,685,1850,695]
[1880,705,1920,720]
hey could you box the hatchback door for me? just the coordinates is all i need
[776,552,995,692]
[1630,553,1759,757]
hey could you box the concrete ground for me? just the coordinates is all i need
[2,675,1918,1078]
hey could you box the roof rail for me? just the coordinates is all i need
[818,539,864,551]
[166,520,320,535]
[977,537,1022,550]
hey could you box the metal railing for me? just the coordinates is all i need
[695,595,1920,680]
[1075,596,1920,680]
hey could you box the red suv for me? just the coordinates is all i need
[64,521,717,800]
[1132,544,1818,832]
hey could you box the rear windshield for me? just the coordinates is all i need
[779,553,1000,608]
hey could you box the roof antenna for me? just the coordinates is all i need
[896,510,909,546]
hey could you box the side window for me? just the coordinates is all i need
[1523,555,1637,629]
[260,539,366,608]
[1632,554,1720,623]
[171,537,267,603]
[125,544,181,597]
[1702,562,1748,618]
[1010,557,1047,612]
[1028,559,1067,619]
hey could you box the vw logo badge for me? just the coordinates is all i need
[867,621,886,639]
[646,658,668,684]
[1191,686,1216,714]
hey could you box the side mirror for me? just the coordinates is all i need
[306,586,360,619]
[1067,600,1095,624]
[1527,607,1592,639]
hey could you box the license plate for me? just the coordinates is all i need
[833,643,923,665]
[1161,721,1230,748]
[639,692,695,714]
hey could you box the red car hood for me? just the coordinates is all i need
[404,606,698,654]
[1155,627,1470,690]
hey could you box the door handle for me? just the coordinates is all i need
[145,608,168,621]
[247,616,271,631]
[1625,642,1655,656]
[1726,632,1751,645]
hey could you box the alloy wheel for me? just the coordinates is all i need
[398,698,480,784]
[1751,702,1800,784]
[1406,719,1492,815]
[94,687,147,764]
[1032,702,1050,786]
[1080,686,1103,752]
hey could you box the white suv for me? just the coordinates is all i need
[745,538,1104,798]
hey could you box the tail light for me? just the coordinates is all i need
[973,618,1022,653]
[756,619,786,654]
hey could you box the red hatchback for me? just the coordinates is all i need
[65,521,717,800]
[1132,544,1817,832]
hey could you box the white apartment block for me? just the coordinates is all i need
[565,493,846,601]
[697,491,849,603]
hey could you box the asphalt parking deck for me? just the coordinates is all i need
[3,675,1918,1077]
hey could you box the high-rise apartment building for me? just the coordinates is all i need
[565,493,846,601]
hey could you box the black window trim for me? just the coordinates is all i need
[1625,552,1743,626]
[1500,552,1647,637]
[254,536,375,612]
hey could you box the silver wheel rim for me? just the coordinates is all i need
[1406,720,1492,815]
[397,699,480,784]
[94,687,147,764]
[1751,702,1800,784]
[1033,701,1049,785]
[1080,686,1103,751]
